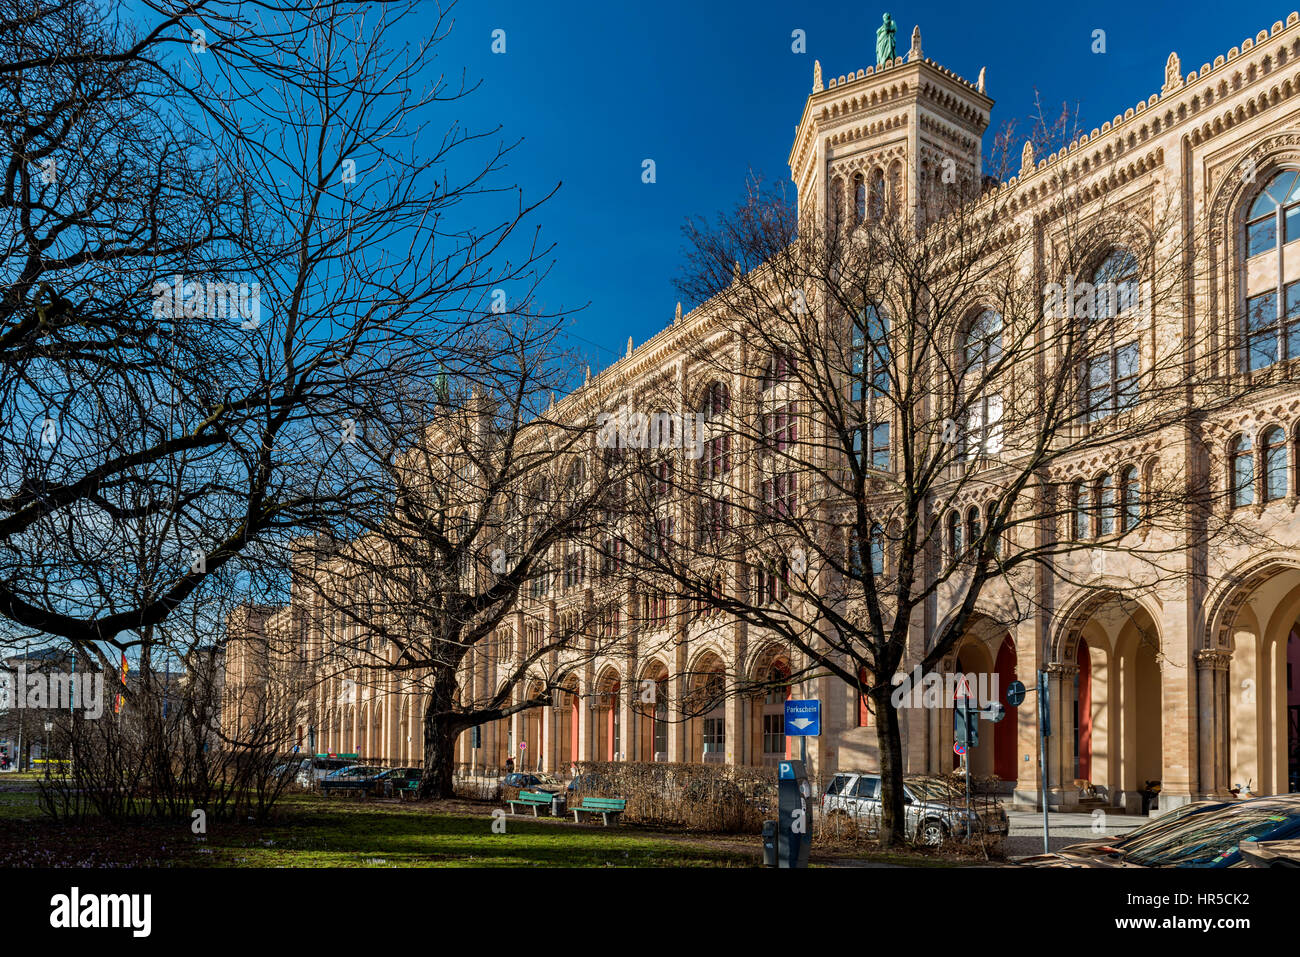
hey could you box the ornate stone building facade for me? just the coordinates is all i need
[233,14,1300,813]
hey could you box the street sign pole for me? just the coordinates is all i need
[1038,669,1051,853]
[963,692,973,832]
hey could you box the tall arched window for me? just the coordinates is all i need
[1097,473,1115,536]
[1231,434,1255,508]
[947,510,963,559]
[985,501,1001,556]
[1263,426,1287,501]
[1073,481,1091,540]
[1120,465,1141,532]
[965,506,981,549]
[851,305,890,470]
[962,310,1003,371]
[1081,250,1141,421]
[853,173,866,224]
[869,523,884,575]
[761,348,795,390]
[869,167,886,220]
[1243,170,1300,371]
[830,177,845,232]
[701,381,730,421]
[1091,248,1141,318]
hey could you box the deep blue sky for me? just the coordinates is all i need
[437,0,1290,374]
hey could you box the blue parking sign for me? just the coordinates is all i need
[784,699,820,736]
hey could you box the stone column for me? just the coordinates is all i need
[1195,649,1232,799]
[1046,663,1077,809]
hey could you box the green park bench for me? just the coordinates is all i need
[569,797,626,826]
[507,789,558,816]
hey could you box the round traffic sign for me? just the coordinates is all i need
[1006,680,1027,707]
[518,742,526,750]
[953,743,966,756]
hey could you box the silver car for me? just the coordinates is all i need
[821,771,1008,845]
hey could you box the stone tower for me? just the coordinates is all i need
[790,25,993,229]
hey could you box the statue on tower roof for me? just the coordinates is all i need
[876,13,897,67]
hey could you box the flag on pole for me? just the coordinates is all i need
[114,652,128,714]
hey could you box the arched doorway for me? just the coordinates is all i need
[635,660,670,762]
[749,646,792,767]
[556,677,580,770]
[687,652,727,764]
[950,639,994,777]
[594,667,621,761]
[1213,564,1300,796]
[523,680,545,771]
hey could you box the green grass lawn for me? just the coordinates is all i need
[0,783,756,867]
[0,781,972,867]
[190,793,757,867]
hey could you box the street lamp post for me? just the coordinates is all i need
[43,720,53,779]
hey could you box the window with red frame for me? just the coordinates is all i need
[599,536,625,575]
[649,459,673,500]
[761,472,798,519]
[761,403,797,452]
[699,496,730,544]
[762,349,797,391]
[702,381,731,420]
[703,433,731,479]
[563,549,585,590]
[753,561,788,605]
[650,516,674,560]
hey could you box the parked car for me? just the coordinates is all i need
[320,765,384,795]
[1017,794,1300,867]
[373,767,423,797]
[501,772,562,793]
[821,770,1008,845]
[1014,800,1229,866]
[296,757,354,789]
[1237,838,1300,867]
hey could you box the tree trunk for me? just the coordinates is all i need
[873,683,907,848]
[418,667,460,799]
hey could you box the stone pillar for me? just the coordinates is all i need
[1046,663,1076,809]
[1196,649,1232,799]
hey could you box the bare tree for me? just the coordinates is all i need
[0,0,555,686]
[293,315,650,798]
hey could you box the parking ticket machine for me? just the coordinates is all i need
[776,760,812,868]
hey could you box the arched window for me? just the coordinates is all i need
[869,167,886,220]
[1263,426,1287,501]
[869,523,884,575]
[962,310,1003,371]
[947,510,963,558]
[1090,248,1141,318]
[965,506,981,549]
[701,380,730,421]
[1073,481,1091,540]
[985,501,1001,556]
[761,348,796,390]
[1231,434,1255,508]
[1120,465,1141,532]
[1243,170,1300,371]
[853,173,866,224]
[830,177,845,232]
[851,305,891,470]
[1080,249,1141,421]
[1097,473,1115,536]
